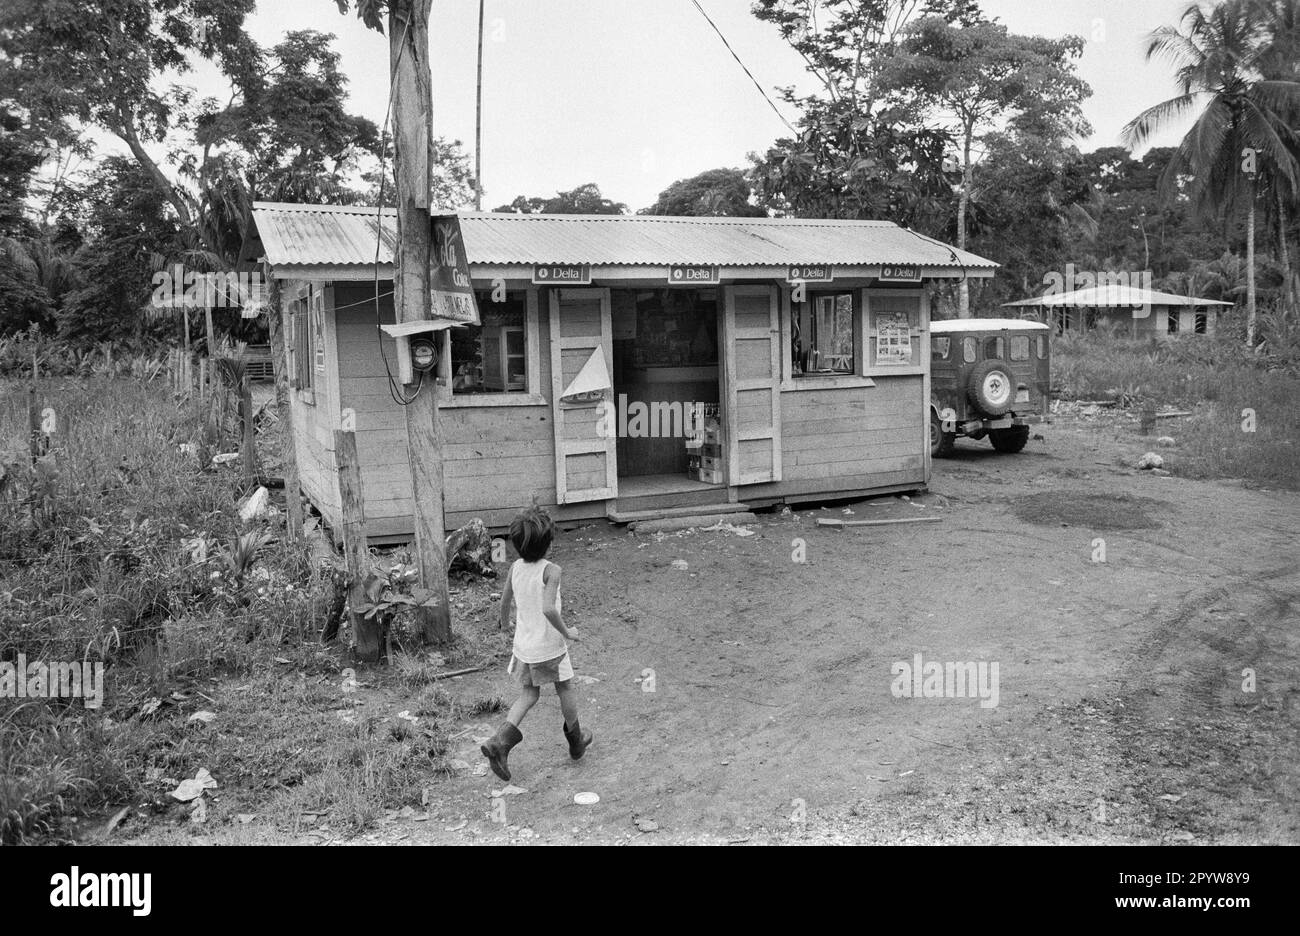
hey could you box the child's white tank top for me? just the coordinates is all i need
[511,559,567,663]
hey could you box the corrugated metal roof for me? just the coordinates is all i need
[250,201,996,270]
[932,318,1049,332]
[1003,285,1232,308]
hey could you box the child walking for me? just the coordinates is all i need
[480,507,592,781]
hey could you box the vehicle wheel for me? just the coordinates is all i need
[989,425,1030,453]
[930,411,956,458]
[967,360,1015,416]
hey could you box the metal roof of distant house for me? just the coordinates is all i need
[1002,285,1232,308]
[248,201,997,271]
[932,318,1049,332]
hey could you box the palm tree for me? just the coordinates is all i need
[1123,0,1300,345]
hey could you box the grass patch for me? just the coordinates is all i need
[1054,330,1300,489]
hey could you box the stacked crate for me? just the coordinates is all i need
[685,404,724,484]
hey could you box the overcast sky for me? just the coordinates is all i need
[168,0,1195,210]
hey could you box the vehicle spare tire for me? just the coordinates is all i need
[967,360,1015,416]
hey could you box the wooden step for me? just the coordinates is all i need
[607,501,752,524]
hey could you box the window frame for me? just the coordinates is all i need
[864,288,927,377]
[290,285,316,404]
[439,286,545,408]
[791,289,859,379]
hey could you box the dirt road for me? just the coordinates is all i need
[164,414,1300,844]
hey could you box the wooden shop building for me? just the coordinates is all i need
[246,203,996,541]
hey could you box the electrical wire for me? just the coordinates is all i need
[689,0,799,136]
[902,225,970,293]
[372,15,424,407]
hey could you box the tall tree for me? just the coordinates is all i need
[0,0,259,254]
[879,17,1091,315]
[642,168,766,216]
[494,183,626,214]
[1123,0,1300,344]
[747,0,980,228]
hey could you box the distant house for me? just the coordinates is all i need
[1002,285,1232,339]
[245,202,996,542]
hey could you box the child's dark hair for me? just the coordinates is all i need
[509,507,554,562]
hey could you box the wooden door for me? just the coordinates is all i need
[549,288,617,503]
[722,285,782,485]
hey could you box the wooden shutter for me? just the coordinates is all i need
[549,288,616,504]
[722,285,782,485]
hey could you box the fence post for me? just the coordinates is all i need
[240,374,257,483]
[335,428,381,662]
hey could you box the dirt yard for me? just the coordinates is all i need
[134,411,1299,845]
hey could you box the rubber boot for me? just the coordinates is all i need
[480,722,523,782]
[563,719,593,760]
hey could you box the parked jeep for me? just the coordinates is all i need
[929,318,1050,457]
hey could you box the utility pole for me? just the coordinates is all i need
[390,0,453,645]
[474,0,484,211]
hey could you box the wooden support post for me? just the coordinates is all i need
[240,374,257,483]
[27,386,40,463]
[390,0,452,646]
[204,305,216,357]
[335,428,382,662]
[265,269,304,543]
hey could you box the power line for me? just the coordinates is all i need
[689,0,799,136]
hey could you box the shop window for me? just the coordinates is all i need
[1010,335,1030,361]
[452,291,528,394]
[931,336,951,359]
[963,337,977,362]
[792,291,855,376]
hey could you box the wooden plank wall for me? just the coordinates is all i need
[332,283,558,538]
[282,279,341,530]
[742,375,925,500]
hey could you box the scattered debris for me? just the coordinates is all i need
[489,784,528,797]
[170,768,217,803]
[446,518,497,578]
[634,817,659,833]
[1137,452,1164,470]
[187,710,217,725]
[238,485,271,521]
[573,792,600,806]
[210,452,239,467]
[699,521,755,537]
[671,559,689,571]
[340,668,359,693]
[236,813,258,824]
[817,516,941,528]
[100,806,130,840]
[1156,436,1176,448]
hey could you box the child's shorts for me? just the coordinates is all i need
[508,652,574,688]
